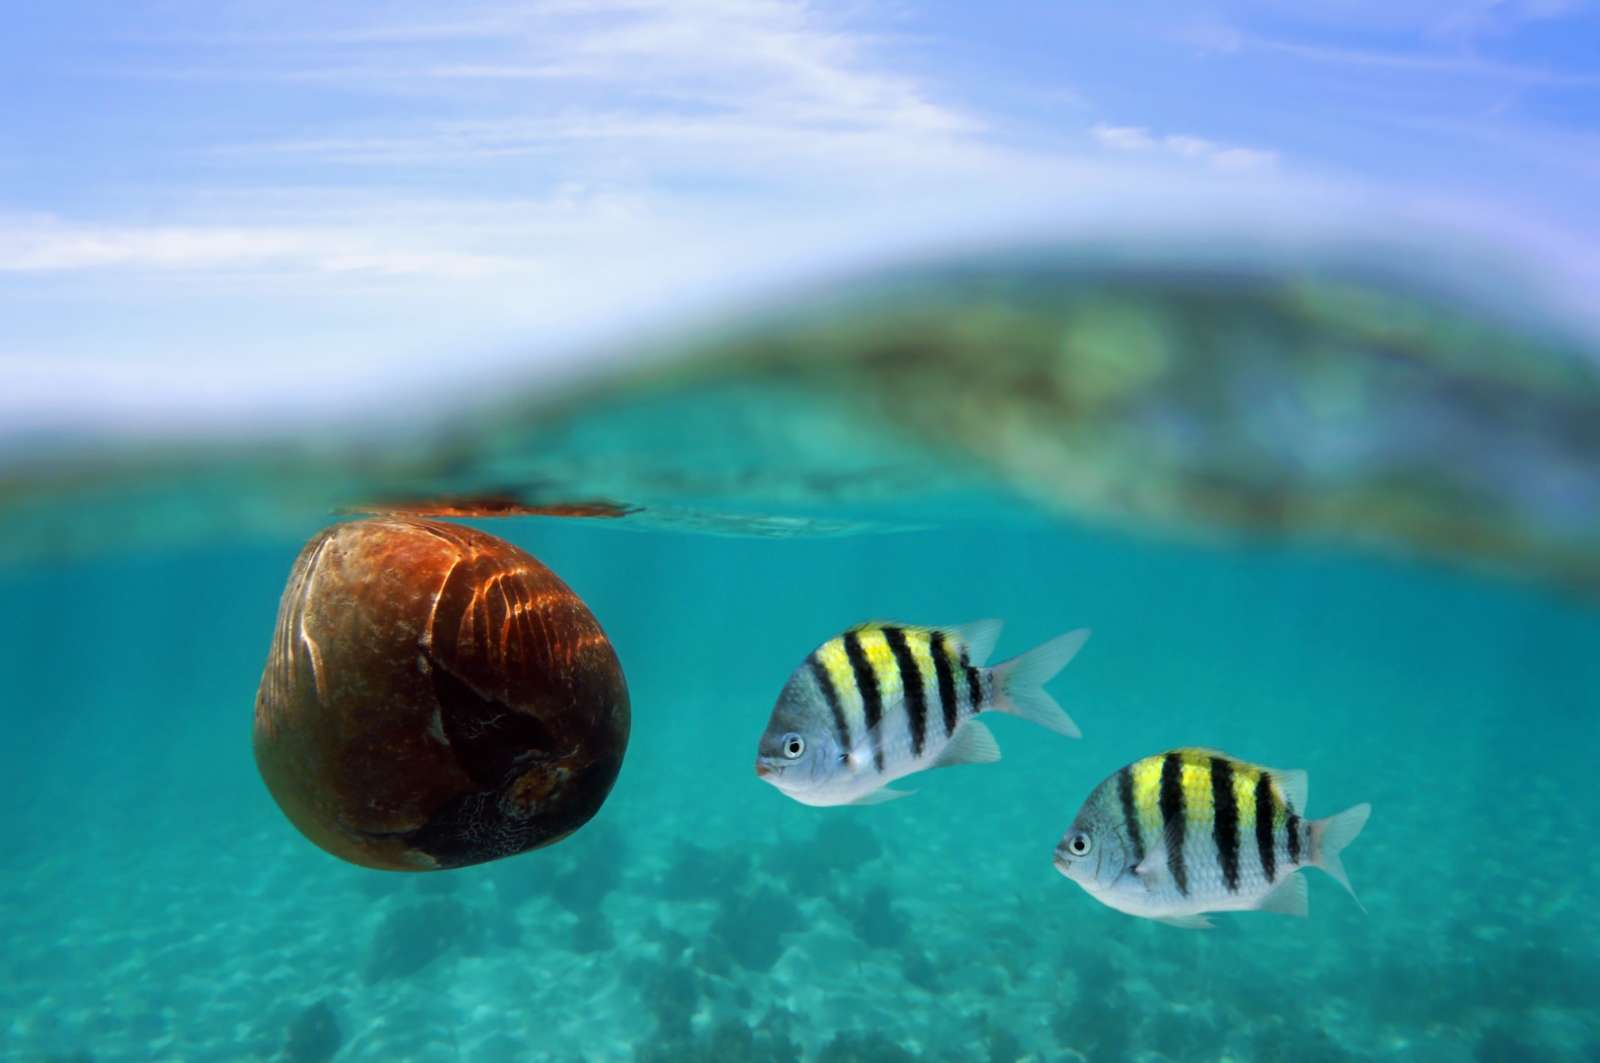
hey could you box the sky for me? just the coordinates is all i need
[3,0,1598,437]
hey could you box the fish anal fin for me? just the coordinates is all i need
[848,788,915,806]
[1256,872,1309,918]
[931,719,1001,768]
[1155,914,1214,929]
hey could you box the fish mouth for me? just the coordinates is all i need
[1052,852,1073,876]
[754,760,780,779]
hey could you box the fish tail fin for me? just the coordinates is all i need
[989,628,1089,738]
[1311,803,1371,912]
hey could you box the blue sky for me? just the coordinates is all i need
[4,1,1598,436]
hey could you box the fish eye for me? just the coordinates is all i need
[1067,832,1092,857]
[781,733,805,759]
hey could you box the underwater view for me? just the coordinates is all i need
[4,251,1600,1062]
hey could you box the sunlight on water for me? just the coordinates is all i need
[2,252,1598,1061]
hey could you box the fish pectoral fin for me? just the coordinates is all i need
[1256,873,1310,918]
[1154,914,1215,929]
[1133,819,1182,880]
[931,719,1001,769]
[848,788,915,805]
[1133,849,1167,879]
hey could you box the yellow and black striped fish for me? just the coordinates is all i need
[1053,748,1370,927]
[755,620,1088,807]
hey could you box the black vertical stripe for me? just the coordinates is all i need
[807,653,851,755]
[1254,771,1277,883]
[1286,812,1302,865]
[1117,765,1145,867]
[882,626,927,758]
[842,630,885,773]
[929,630,960,737]
[1159,752,1188,896]
[963,662,984,714]
[1210,756,1240,893]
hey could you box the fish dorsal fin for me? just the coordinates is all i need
[848,787,915,806]
[948,619,1003,667]
[1174,746,1230,759]
[1155,914,1214,929]
[931,718,1001,769]
[1256,873,1309,918]
[1266,767,1309,813]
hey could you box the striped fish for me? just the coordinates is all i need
[1053,749,1370,927]
[755,620,1088,807]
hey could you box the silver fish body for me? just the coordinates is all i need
[755,620,1087,807]
[1053,749,1371,928]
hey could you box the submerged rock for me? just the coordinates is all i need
[363,899,483,983]
[851,886,908,950]
[710,886,803,972]
[817,1031,919,1063]
[656,841,752,902]
[283,999,342,1063]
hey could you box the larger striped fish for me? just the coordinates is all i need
[755,620,1089,807]
[1053,749,1371,927]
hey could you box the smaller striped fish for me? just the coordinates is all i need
[1053,749,1370,927]
[755,620,1089,807]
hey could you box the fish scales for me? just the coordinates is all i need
[928,629,961,737]
[1055,748,1369,925]
[881,626,928,757]
[757,620,1087,807]
[1128,750,1301,905]
[848,624,965,774]
[805,624,974,779]
[841,629,888,772]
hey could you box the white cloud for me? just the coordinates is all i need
[1090,124,1156,151]
[4,0,1595,441]
[0,214,520,277]
[1092,124,1278,171]
[137,0,982,154]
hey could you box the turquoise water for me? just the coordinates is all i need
[3,505,1597,1061]
[3,256,1600,1061]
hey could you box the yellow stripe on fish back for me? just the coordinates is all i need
[1130,749,1280,838]
[904,631,940,696]
[941,631,965,672]
[1232,762,1263,829]
[1129,755,1166,842]
[1179,756,1214,825]
[851,627,905,704]
[855,622,967,685]
[814,637,864,729]
[882,624,966,670]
